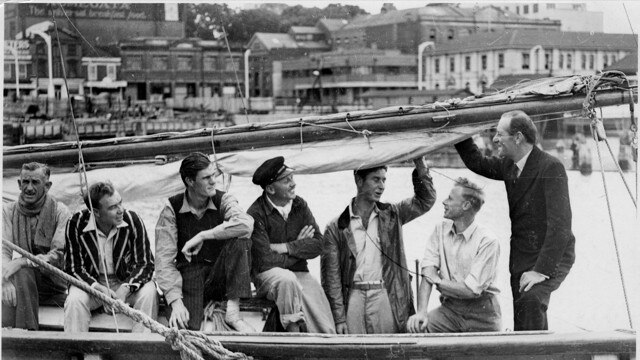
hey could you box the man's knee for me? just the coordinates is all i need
[426,307,450,333]
[224,237,251,253]
[64,286,91,311]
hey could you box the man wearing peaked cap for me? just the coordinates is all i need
[247,156,336,334]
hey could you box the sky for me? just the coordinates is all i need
[228,0,639,34]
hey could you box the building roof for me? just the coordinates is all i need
[317,18,349,32]
[252,33,300,50]
[489,73,552,92]
[342,4,556,30]
[604,52,638,74]
[431,29,638,54]
[289,26,323,34]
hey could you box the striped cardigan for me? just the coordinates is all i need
[64,209,154,292]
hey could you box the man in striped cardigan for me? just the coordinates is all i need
[64,181,158,333]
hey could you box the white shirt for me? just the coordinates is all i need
[349,203,383,283]
[515,148,533,178]
[83,214,128,275]
[267,196,293,220]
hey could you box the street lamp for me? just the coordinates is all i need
[19,21,55,99]
[244,49,251,106]
[418,41,434,90]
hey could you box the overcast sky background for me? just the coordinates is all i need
[230,1,639,35]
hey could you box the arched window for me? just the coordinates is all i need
[448,29,455,40]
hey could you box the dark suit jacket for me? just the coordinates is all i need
[455,138,575,277]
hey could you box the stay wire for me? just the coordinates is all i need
[50,4,120,332]
[58,4,101,56]
[221,25,249,124]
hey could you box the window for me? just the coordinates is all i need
[545,52,551,70]
[429,29,436,41]
[522,53,530,69]
[465,56,471,71]
[566,54,572,69]
[107,64,116,80]
[4,64,11,79]
[203,57,218,71]
[224,57,240,71]
[177,56,192,71]
[611,55,617,63]
[524,5,529,14]
[603,54,608,67]
[547,3,555,9]
[336,37,341,45]
[19,63,28,78]
[449,57,455,72]
[66,44,77,56]
[589,54,595,69]
[533,4,538,12]
[581,54,587,69]
[498,53,504,69]
[152,56,168,70]
[87,64,97,81]
[481,55,487,70]
[127,56,142,70]
[448,29,454,40]
[516,6,520,14]
[559,54,564,69]
[435,58,440,73]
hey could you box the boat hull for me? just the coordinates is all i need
[2,329,635,360]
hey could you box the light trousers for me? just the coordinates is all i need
[64,275,158,333]
[346,288,398,334]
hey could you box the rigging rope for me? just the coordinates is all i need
[583,73,635,329]
[2,240,251,360]
[50,4,120,331]
[221,25,249,124]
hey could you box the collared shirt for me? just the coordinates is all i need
[266,196,293,221]
[155,191,253,305]
[82,214,128,275]
[515,148,533,178]
[2,200,71,267]
[349,202,383,283]
[421,220,500,296]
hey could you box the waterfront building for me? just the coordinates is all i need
[422,29,637,94]
[119,37,245,111]
[3,3,184,99]
[488,3,603,32]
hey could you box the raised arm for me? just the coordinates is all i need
[454,137,505,181]
[397,158,437,224]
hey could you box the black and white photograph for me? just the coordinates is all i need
[2,1,638,359]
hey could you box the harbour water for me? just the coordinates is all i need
[126,165,638,333]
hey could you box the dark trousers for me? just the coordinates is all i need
[2,267,67,330]
[171,238,252,330]
[510,266,570,331]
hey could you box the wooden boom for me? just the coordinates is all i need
[3,88,636,169]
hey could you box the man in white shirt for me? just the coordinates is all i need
[408,177,501,333]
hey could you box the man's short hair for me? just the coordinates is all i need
[179,152,211,186]
[84,181,116,210]
[21,162,50,179]
[455,177,484,212]
[354,165,388,181]
[503,110,537,144]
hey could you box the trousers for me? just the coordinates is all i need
[2,267,66,330]
[346,287,398,334]
[254,267,336,334]
[64,275,158,333]
[426,294,502,333]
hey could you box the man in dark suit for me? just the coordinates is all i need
[454,110,575,331]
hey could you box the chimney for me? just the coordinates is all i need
[381,3,397,14]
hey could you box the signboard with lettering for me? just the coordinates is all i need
[19,3,182,22]
[4,40,30,57]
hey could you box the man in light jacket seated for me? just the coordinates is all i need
[407,178,501,333]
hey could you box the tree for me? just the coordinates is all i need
[227,9,286,43]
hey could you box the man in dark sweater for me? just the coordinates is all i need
[155,152,255,332]
[247,157,335,333]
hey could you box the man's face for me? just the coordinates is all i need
[188,164,218,198]
[96,191,124,228]
[443,186,467,220]
[18,168,51,206]
[267,174,296,202]
[357,169,387,203]
[493,117,517,159]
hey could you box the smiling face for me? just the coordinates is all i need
[187,163,218,198]
[18,168,51,206]
[493,116,518,160]
[356,168,387,203]
[442,185,468,221]
[95,190,124,229]
[266,174,296,204]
